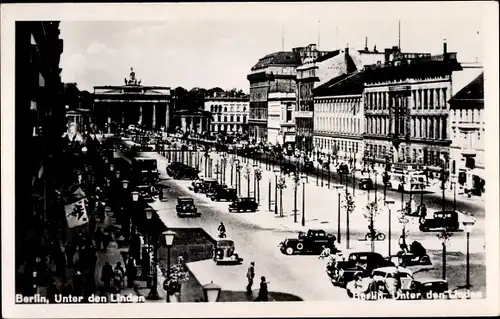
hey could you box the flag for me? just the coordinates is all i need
[65,198,89,228]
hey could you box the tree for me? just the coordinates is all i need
[363,200,382,252]
[437,230,453,280]
[276,175,287,217]
[254,167,262,204]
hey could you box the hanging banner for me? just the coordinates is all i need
[65,198,89,228]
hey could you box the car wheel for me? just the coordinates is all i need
[377,233,386,241]
[285,247,294,255]
[421,255,431,265]
[296,243,304,251]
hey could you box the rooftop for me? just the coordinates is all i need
[251,51,302,71]
[449,72,484,105]
[313,71,364,97]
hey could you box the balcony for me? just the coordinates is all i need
[456,121,481,130]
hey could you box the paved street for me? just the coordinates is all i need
[111,137,486,300]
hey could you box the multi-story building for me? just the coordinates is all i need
[15,21,65,286]
[247,50,301,144]
[362,43,462,177]
[268,92,295,147]
[312,70,365,165]
[296,45,385,155]
[449,72,485,195]
[204,92,249,134]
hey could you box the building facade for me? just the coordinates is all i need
[267,92,296,147]
[296,45,385,154]
[313,71,365,165]
[449,72,484,195]
[247,50,302,144]
[204,94,249,134]
[15,21,65,279]
[362,44,462,176]
[93,68,173,133]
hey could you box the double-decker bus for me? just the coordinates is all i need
[388,163,428,192]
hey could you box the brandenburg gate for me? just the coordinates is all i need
[93,68,173,133]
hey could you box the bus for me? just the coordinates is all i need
[388,165,428,192]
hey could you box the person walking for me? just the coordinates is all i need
[125,257,137,288]
[246,262,255,294]
[100,262,114,293]
[254,276,269,302]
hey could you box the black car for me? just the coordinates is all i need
[279,229,337,255]
[176,196,200,217]
[303,160,315,173]
[167,162,199,180]
[327,252,395,287]
[211,186,237,202]
[281,162,296,175]
[419,211,460,232]
[337,163,350,174]
[228,197,258,212]
[359,178,374,190]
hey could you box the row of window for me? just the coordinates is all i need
[209,105,247,113]
[365,88,448,111]
[211,124,245,132]
[315,98,361,115]
[365,143,448,168]
[249,108,268,120]
[213,115,247,123]
[314,117,362,135]
[451,108,484,124]
[452,128,484,150]
[365,115,448,140]
[314,138,360,154]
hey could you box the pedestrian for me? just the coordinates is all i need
[398,234,408,254]
[115,262,125,278]
[125,257,137,288]
[112,267,124,292]
[246,261,255,294]
[100,262,114,292]
[102,232,110,252]
[254,276,269,302]
[95,228,103,251]
[420,204,427,220]
[73,270,85,296]
[55,247,67,278]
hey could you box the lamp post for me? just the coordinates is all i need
[374,171,379,202]
[145,207,160,300]
[268,177,272,212]
[301,175,307,226]
[252,164,258,201]
[273,169,280,214]
[451,175,457,212]
[162,230,177,303]
[236,161,242,197]
[203,281,222,302]
[333,185,344,244]
[385,200,395,257]
[351,168,356,196]
[115,170,121,180]
[462,220,475,291]
[109,163,114,172]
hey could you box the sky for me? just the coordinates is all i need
[58,3,487,93]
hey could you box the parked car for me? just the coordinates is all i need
[281,162,296,175]
[419,211,460,232]
[228,197,258,212]
[175,196,200,217]
[195,178,218,194]
[278,229,338,256]
[132,157,159,185]
[359,178,374,190]
[346,266,414,299]
[327,252,395,287]
[411,278,449,299]
[167,162,199,180]
[337,163,350,175]
[211,185,237,202]
[303,160,315,173]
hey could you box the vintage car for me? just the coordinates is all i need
[419,211,460,232]
[211,185,237,202]
[228,197,258,212]
[393,241,432,267]
[359,178,374,190]
[303,160,315,173]
[346,266,414,299]
[279,229,338,256]
[131,157,159,185]
[167,162,199,180]
[327,252,395,287]
[175,196,200,217]
[337,163,350,175]
[213,239,243,265]
[192,178,218,193]
[135,185,157,202]
[411,278,449,299]
[281,162,296,175]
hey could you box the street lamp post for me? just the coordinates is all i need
[273,169,280,214]
[385,200,395,257]
[462,220,475,290]
[451,175,457,212]
[268,178,272,211]
[253,164,258,201]
[374,171,379,202]
[333,185,344,244]
[146,207,160,300]
[162,230,177,303]
[236,162,242,197]
[301,175,307,226]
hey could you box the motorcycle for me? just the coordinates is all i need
[218,231,227,238]
[364,231,386,241]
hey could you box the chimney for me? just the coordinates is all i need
[384,48,391,64]
[364,37,368,51]
[443,39,447,54]
[373,45,378,53]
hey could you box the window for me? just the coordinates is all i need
[224,107,228,112]
[237,116,240,122]
[218,115,221,122]
[230,115,234,122]
[224,116,228,122]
